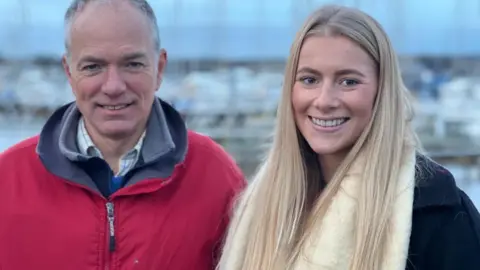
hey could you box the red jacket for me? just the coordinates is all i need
[0,101,245,270]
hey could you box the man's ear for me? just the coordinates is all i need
[155,49,167,90]
[62,54,77,97]
[62,54,73,81]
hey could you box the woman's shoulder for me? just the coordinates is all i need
[413,154,462,209]
[407,154,480,269]
[412,154,479,211]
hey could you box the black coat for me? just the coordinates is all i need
[406,157,480,269]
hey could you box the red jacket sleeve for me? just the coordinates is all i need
[210,147,247,268]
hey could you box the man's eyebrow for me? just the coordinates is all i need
[75,52,149,69]
[122,52,148,61]
[76,56,106,69]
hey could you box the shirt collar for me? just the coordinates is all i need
[76,117,146,158]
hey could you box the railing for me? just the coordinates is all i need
[2,96,480,181]
[181,102,480,180]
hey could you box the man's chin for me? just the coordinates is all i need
[98,124,138,140]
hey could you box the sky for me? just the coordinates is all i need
[0,0,479,59]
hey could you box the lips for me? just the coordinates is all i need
[98,102,133,111]
[309,116,350,127]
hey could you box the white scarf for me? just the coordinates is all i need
[291,149,416,269]
[220,148,416,270]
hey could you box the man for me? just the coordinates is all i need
[0,0,245,269]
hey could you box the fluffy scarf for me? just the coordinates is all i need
[219,148,416,270]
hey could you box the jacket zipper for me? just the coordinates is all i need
[106,202,116,252]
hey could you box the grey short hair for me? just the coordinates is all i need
[64,0,160,54]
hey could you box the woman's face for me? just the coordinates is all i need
[292,35,378,164]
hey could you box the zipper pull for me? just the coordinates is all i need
[106,202,116,252]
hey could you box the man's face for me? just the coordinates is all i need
[63,1,166,139]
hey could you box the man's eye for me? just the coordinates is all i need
[82,64,100,71]
[126,62,145,69]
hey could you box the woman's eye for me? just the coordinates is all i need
[340,79,359,86]
[300,76,318,85]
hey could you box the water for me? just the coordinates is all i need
[466,184,480,207]
[0,120,44,152]
[1,121,480,207]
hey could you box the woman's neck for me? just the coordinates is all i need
[318,152,347,183]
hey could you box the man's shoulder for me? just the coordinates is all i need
[185,130,246,186]
[0,135,40,164]
[186,130,231,160]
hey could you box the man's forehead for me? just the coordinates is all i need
[65,0,159,60]
[74,0,131,15]
[69,2,151,44]
[69,42,153,63]
[71,0,147,31]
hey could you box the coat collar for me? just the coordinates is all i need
[413,155,461,210]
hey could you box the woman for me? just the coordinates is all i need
[218,5,480,270]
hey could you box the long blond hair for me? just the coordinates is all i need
[218,5,421,270]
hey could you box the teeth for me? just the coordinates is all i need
[103,105,128,110]
[311,117,347,127]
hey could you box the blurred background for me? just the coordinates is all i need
[1,0,480,205]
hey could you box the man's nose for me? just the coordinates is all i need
[101,66,127,96]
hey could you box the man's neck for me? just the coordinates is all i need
[82,120,146,173]
[97,135,139,159]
